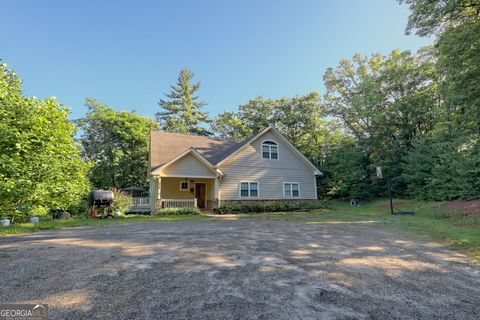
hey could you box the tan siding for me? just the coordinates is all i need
[160,154,216,177]
[218,131,316,200]
[160,177,214,200]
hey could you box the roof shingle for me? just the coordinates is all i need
[149,131,240,172]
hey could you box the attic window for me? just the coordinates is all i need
[262,141,278,160]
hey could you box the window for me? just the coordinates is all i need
[262,140,278,159]
[284,183,299,198]
[180,181,189,191]
[240,182,259,198]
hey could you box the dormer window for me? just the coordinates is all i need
[262,141,278,159]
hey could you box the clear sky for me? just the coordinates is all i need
[1,0,432,120]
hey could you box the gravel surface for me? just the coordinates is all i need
[1,219,479,319]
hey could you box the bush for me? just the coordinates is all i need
[157,207,200,215]
[68,194,91,216]
[215,201,325,214]
[111,189,132,214]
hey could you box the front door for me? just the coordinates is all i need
[195,183,206,208]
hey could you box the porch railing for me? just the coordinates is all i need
[160,198,197,209]
[131,197,150,208]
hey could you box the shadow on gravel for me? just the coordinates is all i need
[1,220,479,319]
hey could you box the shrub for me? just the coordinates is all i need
[215,201,325,214]
[157,207,200,215]
[111,189,132,214]
[68,194,91,216]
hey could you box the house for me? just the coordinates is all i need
[147,126,321,212]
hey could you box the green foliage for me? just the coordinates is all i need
[399,0,480,36]
[437,20,480,135]
[400,0,480,136]
[323,49,439,197]
[320,142,380,200]
[156,68,210,135]
[78,98,158,190]
[402,126,480,200]
[0,62,91,220]
[215,201,325,214]
[398,0,480,201]
[210,110,251,141]
[68,195,91,216]
[111,189,133,214]
[156,207,201,215]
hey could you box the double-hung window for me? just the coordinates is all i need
[284,183,299,198]
[179,181,189,191]
[262,141,278,159]
[240,182,259,198]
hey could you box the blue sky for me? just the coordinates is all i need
[1,0,431,120]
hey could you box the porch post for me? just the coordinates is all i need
[149,179,154,214]
[157,176,162,212]
[149,176,160,215]
[214,176,220,208]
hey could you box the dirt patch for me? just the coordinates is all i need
[1,220,479,319]
[443,199,480,216]
[377,201,407,210]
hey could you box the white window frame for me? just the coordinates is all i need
[283,182,300,198]
[261,140,279,160]
[179,181,189,191]
[239,181,260,198]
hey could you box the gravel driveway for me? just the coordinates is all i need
[1,218,479,319]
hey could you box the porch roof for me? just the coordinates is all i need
[151,148,223,177]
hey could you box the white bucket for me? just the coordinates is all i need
[0,218,10,226]
[29,216,39,224]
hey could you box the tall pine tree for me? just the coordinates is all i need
[156,68,210,135]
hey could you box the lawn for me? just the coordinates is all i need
[0,214,209,236]
[258,199,480,262]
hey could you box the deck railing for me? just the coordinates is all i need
[131,197,150,208]
[160,198,197,209]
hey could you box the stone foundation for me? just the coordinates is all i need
[219,199,321,206]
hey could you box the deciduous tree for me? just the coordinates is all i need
[0,62,90,219]
[78,98,158,190]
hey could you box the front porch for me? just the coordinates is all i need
[149,176,219,213]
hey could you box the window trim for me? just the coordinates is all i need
[261,140,279,160]
[179,181,189,191]
[283,182,300,198]
[239,181,260,198]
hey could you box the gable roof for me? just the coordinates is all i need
[149,131,238,172]
[149,127,321,175]
[215,126,322,175]
[151,147,222,176]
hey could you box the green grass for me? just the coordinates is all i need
[249,199,480,262]
[2,199,479,263]
[0,214,209,236]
